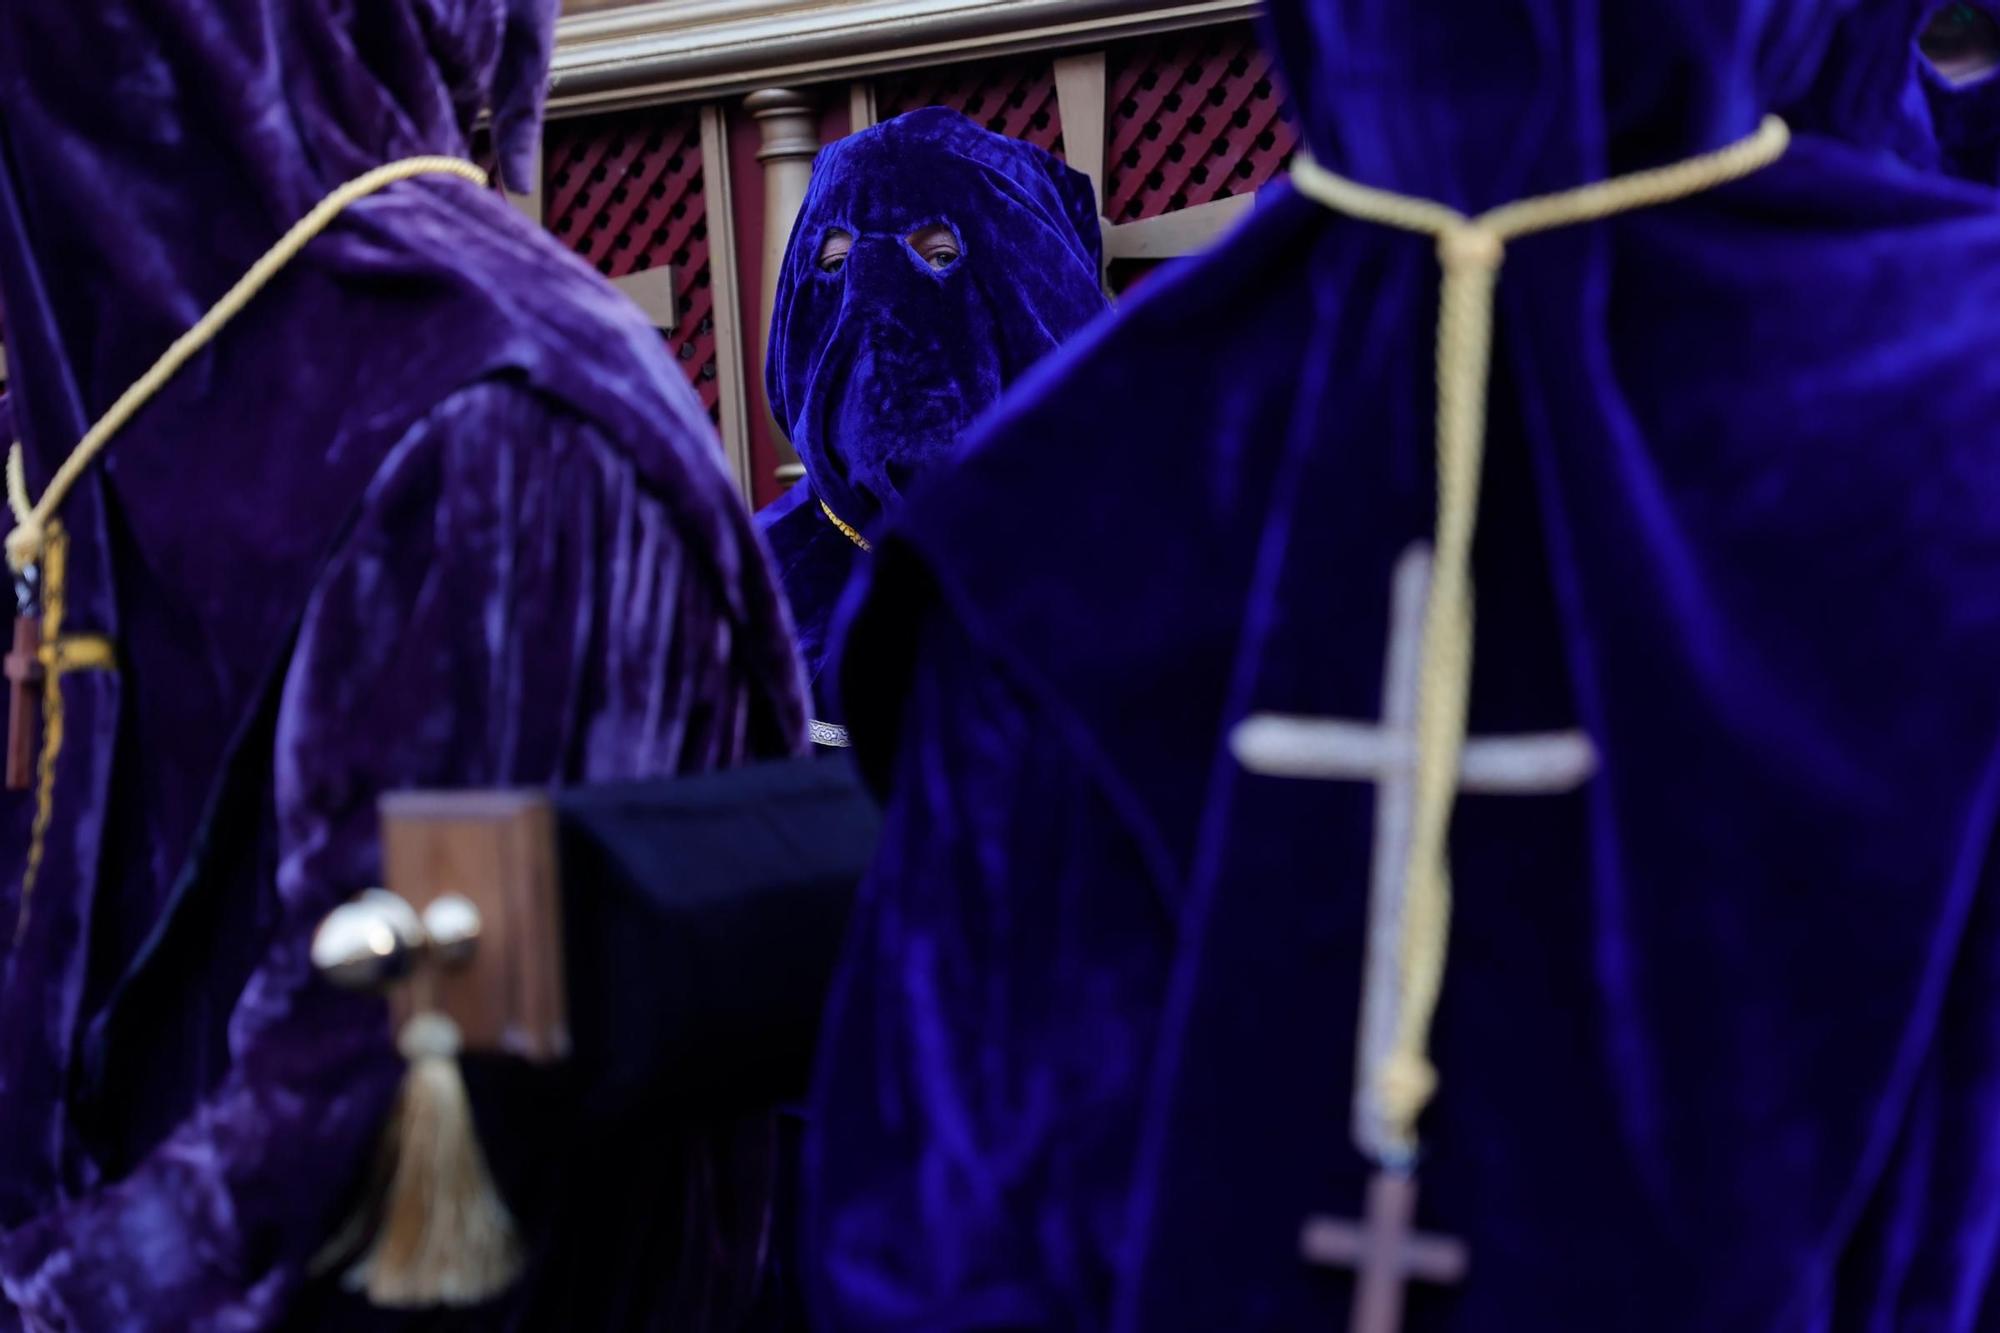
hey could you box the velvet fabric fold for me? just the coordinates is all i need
[808,1,2000,1328]
[0,0,805,1327]
[756,108,1106,726]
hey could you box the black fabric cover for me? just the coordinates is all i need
[554,757,880,1114]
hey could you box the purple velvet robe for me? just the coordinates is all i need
[0,1,804,1327]
[808,1,2000,1329]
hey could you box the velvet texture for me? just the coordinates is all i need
[0,1,804,1327]
[756,109,1105,724]
[808,1,2000,1329]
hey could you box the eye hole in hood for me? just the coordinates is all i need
[1922,1,2000,85]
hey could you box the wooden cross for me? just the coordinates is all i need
[1300,1171,1468,1333]
[5,613,41,791]
[4,534,114,795]
[1231,543,1599,1329]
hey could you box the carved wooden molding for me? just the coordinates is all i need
[551,0,1260,115]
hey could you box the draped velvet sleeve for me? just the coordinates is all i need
[806,596,1173,1332]
[0,382,778,1329]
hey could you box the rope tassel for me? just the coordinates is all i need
[314,889,525,1308]
[340,1013,524,1308]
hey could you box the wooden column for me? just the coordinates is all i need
[700,105,757,500]
[746,88,819,483]
[848,81,879,133]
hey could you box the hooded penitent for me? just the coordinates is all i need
[0,0,803,1326]
[756,108,1106,734]
[808,0,2000,1328]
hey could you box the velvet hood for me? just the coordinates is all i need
[812,0,2000,1326]
[756,108,1106,725]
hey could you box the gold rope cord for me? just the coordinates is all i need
[819,497,873,551]
[4,155,489,572]
[1289,116,1791,1160]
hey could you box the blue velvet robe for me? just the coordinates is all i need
[0,1,805,1327]
[755,109,1106,731]
[807,1,2000,1328]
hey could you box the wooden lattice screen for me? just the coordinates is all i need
[877,57,1067,155]
[542,107,722,419]
[875,22,1295,228]
[1103,25,1298,224]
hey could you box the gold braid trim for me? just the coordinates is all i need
[20,522,115,939]
[819,498,873,552]
[1289,116,1791,1161]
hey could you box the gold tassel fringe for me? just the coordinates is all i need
[343,1012,524,1308]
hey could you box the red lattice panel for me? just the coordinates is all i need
[543,106,720,417]
[1104,23,1298,224]
[876,55,1065,156]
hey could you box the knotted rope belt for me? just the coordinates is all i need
[1287,116,1791,1160]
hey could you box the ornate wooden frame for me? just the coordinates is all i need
[552,0,1259,115]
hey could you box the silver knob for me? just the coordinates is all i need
[312,888,425,990]
[421,894,482,969]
